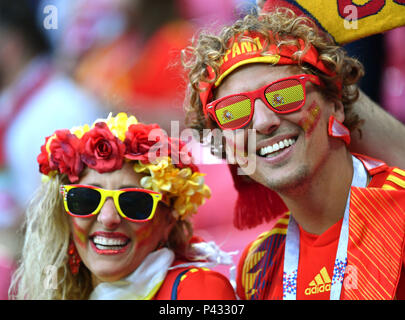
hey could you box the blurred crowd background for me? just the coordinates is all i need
[0,0,404,299]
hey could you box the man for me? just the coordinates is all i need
[182,8,405,299]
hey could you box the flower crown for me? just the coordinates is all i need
[37,113,211,219]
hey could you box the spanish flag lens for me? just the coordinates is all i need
[215,95,252,129]
[265,79,304,112]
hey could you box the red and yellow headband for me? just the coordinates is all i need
[199,31,335,116]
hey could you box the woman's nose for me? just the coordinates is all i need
[97,198,121,229]
[251,98,281,135]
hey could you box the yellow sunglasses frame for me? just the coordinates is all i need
[60,184,163,222]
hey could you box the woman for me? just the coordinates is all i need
[10,112,236,300]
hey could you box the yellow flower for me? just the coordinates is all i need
[133,157,211,219]
[104,112,138,141]
[41,170,58,183]
[45,133,57,155]
[70,124,90,139]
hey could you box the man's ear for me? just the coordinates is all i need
[332,99,345,123]
[328,99,351,146]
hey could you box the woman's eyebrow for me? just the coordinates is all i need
[78,183,141,189]
[119,184,141,189]
[80,182,103,188]
[119,183,142,189]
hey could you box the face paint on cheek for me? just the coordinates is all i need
[133,222,155,250]
[298,101,321,137]
[71,219,87,249]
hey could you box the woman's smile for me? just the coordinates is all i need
[89,231,131,255]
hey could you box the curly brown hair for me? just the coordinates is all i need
[182,8,364,137]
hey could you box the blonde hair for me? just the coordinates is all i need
[9,175,90,299]
[182,8,364,136]
[10,173,195,300]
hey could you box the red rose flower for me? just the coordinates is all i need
[48,130,83,182]
[37,136,52,175]
[80,122,126,173]
[124,123,165,161]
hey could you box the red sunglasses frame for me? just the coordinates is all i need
[206,74,321,130]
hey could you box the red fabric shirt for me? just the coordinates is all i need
[264,219,343,300]
[238,221,405,300]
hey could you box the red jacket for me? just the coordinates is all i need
[154,260,236,300]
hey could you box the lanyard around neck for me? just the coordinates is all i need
[283,156,368,300]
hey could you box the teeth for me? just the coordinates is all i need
[94,244,126,250]
[92,236,128,246]
[259,138,296,156]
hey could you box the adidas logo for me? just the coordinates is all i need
[304,267,332,296]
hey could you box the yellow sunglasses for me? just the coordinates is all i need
[60,184,164,222]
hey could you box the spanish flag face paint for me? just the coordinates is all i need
[299,101,321,137]
[206,74,321,130]
[72,218,88,249]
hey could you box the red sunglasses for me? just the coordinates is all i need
[206,74,321,130]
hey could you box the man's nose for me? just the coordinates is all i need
[251,98,281,135]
